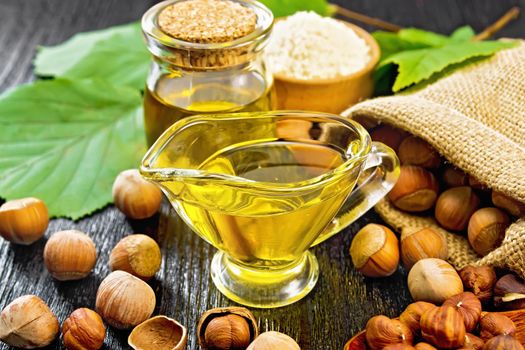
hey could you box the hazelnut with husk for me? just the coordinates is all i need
[109,234,161,280]
[365,315,413,350]
[458,265,497,304]
[0,197,48,245]
[400,228,447,270]
[442,292,482,332]
[388,166,439,212]
[62,308,106,350]
[246,331,300,350]
[113,169,162,219]
[493,274,525,310]
[128,316,187,350]
[399,301,435,334]
[420,305,466,349]
[479,312,516,341]
[198,307,258,350]
[435,186,480,231]
[468,207,509,256]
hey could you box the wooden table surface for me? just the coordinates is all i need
[1,1,524,349]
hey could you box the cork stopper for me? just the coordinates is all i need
[158,0,257,43]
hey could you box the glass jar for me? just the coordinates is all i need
[141,0,275,145]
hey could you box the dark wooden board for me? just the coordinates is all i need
[1,1,524,349]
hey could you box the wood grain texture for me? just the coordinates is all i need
[1,1,524,349]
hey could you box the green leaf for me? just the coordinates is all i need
[0,79,145,219]
[397,28,450,46]
[450,26,476,41]
[372,31,431,60]
[258,0,332,17]
[34,22,149,89]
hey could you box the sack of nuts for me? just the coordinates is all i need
[344,41,525,278]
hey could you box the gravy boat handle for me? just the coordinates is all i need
[311,141,400,246]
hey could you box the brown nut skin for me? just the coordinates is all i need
[246,331,300,350]
[400,228,448,270]
[370,124,408,152]
[482,335,523,350]
[459,266,497,304]
[349,224,399,278]
[62,308,106,350]
[463,333,485,350]
[388,166,439,212]
[0,295,59,349]
[468,208,509,256]
[491,191,525,217]
[408,258,463,304]
[365,315,414,350]
[443,292,482,332]
[493,274,525,310]
[398,136,441,169]
[441,166,468,188]
[435,186,480,231]
[399,302,435,334]
[44,230,97,281]
[0,197,48,245]
[383,344,416,350]
[198,307,258,350]
[479,312,516,341]
[109,234,161,280]
[128,316,187,350]
[420,306,466,349]
[95,271,156,329]
[414,343,437,350]
[112,169,162,219]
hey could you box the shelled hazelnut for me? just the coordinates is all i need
[399,301,435,334]
[478,313,516,341]
[370,124,408,152]
[482,335,523,350]
[491,191,525,217]
[129,316,187,350]
[0,197,49,245]
[468,207,509,256]
[44,230,97,281]
[247,331,300,350]
[458,266,497,304]
[407,258,463,303]
[349,224,399,277]
[113,169,162,219]
[388,166,439,212]
[398,136,441,169]
[109,234,161,280]
[420,306,466,349]
[441,165,468,188]
[493,274,525,310]
[365,315,414,350]
[442,292,481,332]
[434,186,480,231]
[400,228,447,270]
[62,308,106,350]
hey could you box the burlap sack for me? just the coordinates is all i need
[344,41,525,278]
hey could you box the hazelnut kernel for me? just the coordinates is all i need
[62,308,106,350]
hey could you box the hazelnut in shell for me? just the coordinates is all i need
[349,224,399,278]
[383,344,416,350]
[0,197,48,245]
[420,306,466,349]
[109,234,161,280]
[400,228,447,270]
[482,335,523,350]
[493,274,525,310]
[441,166,468,188]
[407,258,463,304]
[458,265,497,304]
[414,343,437,350]
[113,169,162,219]
[468,207,509,256]
[365,315,413,350]
[491,191,525,217]
[463,333,485,350]
[95,271,156,329]
[0,295,59,349]
[479,312,516,341]
[128,316,187,350]
[197,307,258,350]
[370,124,407,152]
[399,301,435,334]
[435,186,480,231]
[44,230,97,281]
[398,136,441,169]
[442,292,482,332]
[387,166,439,212]
[246,331,300,350]
[62,308,106,350]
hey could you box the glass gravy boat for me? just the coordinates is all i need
[141,111,399,308]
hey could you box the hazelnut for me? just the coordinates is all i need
[408,258,463,304]
[468,208,509,256]
[479,312,516,341]
[400,228,448,270]
[128,316,187,350]
[383,344,416,350]
[491,191,525,217]
[197,307,258,350]
[420,306,466,349]
[62,308,106,350]
[349,224,399,277]
[370,124,408,151]
[464,333,485,350]
[0,197,48,245]
[95,271,156,329]
[388,166,439,212]
[398,136,440,169]
[441,165,468,188]
[109,234,161,280]
[44,230,97,281]
[459,266,497,304]
[414,343,437,350]
[113,169,162,219]
[365,315,413,350]
[443,292,482,332]
[493,274,525,310]
[482,335,523,350]
[0,295,59,348]
[469,176,486,190]
[399,302,435,334]
[246,331,300,350]
[435,186,480,231]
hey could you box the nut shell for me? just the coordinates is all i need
[113,169,162,219]
[349,224,399,277]
[435,186,480,231]
[62,308,106,350]
[0,295,59,349]
[109,234,161,280]
[414,343,437,350]
[383,344,416,350]
[443,292,481,332]
[44,230,97,281]
[491,191,525,217]
[459,266,497,304]
[370,125,408,152]
[198,307,258,349]
[420,306,466,349]
[408,258,463,304]
[0,197,48,245]
[479,312,516,341]
[400,228,447,270]
[399,301,435,334]
[468,207,509,256]
[482,335,523,350]
[95,271,156,329]
[464,333,485,350]
[365,315,413,350]
[388,166,439,212]
[128,316,187,350]
[441,166,468,188]
[398,136,440,169]
[246,331,300,350]
[493,274,525,310]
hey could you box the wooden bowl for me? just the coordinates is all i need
[273,21,380,114]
